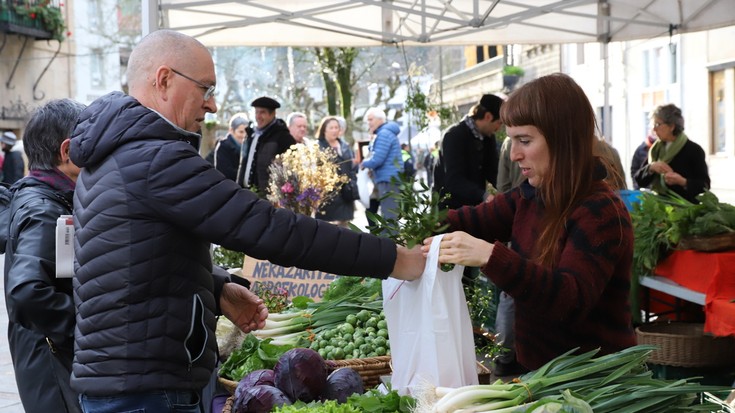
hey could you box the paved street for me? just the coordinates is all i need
[0,256,23,413]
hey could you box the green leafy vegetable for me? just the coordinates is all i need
[219,333,294,381]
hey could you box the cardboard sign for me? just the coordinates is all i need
[241,257,337,301]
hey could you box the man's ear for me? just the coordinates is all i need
[154,66,173,100]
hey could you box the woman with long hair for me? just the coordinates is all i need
[423,73,636,372]
[315,116,356,226]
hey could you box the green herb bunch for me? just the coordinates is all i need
[352,174,449,249]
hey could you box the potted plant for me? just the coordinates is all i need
[502,65,525,91]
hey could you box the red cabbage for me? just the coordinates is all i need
[273,348,328,402]
[322,367,364,403]
[235,369,275,401]
[233,384,291,413]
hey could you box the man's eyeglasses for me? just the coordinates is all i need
[170,68,216,101]
[653,122,664,128]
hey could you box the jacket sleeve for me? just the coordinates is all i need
[5,198,75,344]
[146,143,398,279]
[361,131,390,170]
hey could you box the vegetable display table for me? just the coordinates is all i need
[640,249,735,337]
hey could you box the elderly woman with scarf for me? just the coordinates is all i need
[634,104,710,203]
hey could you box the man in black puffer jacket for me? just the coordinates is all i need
[70,30,425,413]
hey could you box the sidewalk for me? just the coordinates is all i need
[0,255,23,412]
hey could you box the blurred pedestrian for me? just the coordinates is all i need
[242,96,295,197]
[361,107,402,223]
[433,94,503,209]
[205,113,251,186]
[1,131,25,184]
[315,116,356,227]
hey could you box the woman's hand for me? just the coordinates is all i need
[422,231,494,267]
[649,161,673,175]
[664,171,687,188]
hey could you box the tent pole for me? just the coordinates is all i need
[142,0,159,36]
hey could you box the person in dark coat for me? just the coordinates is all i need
[630,135,656,189]
[315,116,356,226]
[69,30,424,413]
[1,131,25,184]
[433,94,503,209]
[205,114,251,186]
[242,96,295,197]
[634,103,710,203]
[3,98,85,413]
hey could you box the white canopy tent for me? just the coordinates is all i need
[146,0,735,139]
[152,0,735,47]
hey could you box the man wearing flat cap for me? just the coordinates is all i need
[2,131,25,185]
[433,93,503,209]
[242,96,295,197]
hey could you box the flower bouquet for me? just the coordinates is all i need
[267,144,346,217]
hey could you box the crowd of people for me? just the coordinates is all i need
[1,28,715,413]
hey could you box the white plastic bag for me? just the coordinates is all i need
[356,168,374,208]
[382,234,478,395]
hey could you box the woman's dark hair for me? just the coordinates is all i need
[316,116,340,142]
[500,73,597,268]
[23,99,85,170]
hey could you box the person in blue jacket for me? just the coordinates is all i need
[361,107,403,222]
[69,30,425,413]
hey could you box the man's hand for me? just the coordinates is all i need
[220,282,268,333]
[390,245,426,280]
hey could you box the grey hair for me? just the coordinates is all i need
[286,112,307,126]
[365,107,386,121]
[334,116,346,130]
[229,113,249,130]
[653,103,685,136]
[23,99,86,170]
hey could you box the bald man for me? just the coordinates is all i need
[69,30,424,412]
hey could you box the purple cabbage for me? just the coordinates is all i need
[274,348,328,402]
[235,369,275,401]
[322,367,364,403]
[233,385,291,413]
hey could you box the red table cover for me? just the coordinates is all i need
[655,249,735,337]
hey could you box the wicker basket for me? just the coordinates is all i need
[327,355,392,388]
[636,322,735,367]
[222,395,234,413]
[678,232,735,252]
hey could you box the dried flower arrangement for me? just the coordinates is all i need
[267,144,347,217]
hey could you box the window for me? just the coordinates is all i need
[90,50,104,88]
[711,69,727,154]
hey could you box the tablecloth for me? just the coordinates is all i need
[654,249,735,337]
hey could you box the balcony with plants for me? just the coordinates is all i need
[0,0,65,42]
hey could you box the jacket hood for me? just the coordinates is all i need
[70,92,201,168]
[377,121,400,135]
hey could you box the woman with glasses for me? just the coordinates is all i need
[634,103,710,203]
